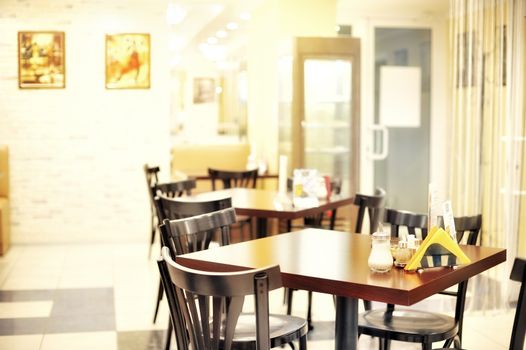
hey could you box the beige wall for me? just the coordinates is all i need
[247,0,337,174]
[0,0,171,243]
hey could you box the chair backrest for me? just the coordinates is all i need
[155,194,233,251]
[510,258,526,350]
[384,208,428,239]
[353,187,386,234]
[158,247,281,350]
[152,179,197,223]
[154,192,232,221]
[438,214,482,246]
[154,179,196,199]
[208,168,258,190]
[144,164,160,188]
[144,164,160,208]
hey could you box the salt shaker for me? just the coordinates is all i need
[368,231,393,273]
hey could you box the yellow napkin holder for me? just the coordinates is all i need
[404,226,471,271]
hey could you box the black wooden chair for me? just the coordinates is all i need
[358,213,483,350]
[158,208,308,350]
[150,179,202,323]
[208,167,259,240]
[143,164,160,257]
[154,195,235,349]
[433,257,526,350]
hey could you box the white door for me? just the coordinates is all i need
[361,22,448,213]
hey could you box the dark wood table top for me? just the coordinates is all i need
[191,188,354,220]
[177,229,506,306]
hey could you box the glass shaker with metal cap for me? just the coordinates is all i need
[368,231,393,273]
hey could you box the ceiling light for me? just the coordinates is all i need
[207,37,218,45]
[166,4,187,25]
[216,30,228,38]
[226,22,239,30]
[240,12,251,21]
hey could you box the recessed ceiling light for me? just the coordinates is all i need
[207,37,218,45]
[240,12,251,21]
[216,30,228,38]
[166,4,187,25]
[226,22,239,30]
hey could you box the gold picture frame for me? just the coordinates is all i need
[105,33,150,89]
[18,31,65,89]
[193,77,215,103]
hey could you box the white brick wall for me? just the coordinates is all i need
[0,0,172,243]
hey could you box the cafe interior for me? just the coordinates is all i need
[0,0,525,349]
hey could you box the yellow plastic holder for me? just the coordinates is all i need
[404,226,471,271]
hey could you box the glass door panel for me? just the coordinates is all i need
[374,28,431,212]
[303,59,352,192]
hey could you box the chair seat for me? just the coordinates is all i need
[359,309,459,342]
[225,313,308,348]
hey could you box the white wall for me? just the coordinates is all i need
[0,0,171,243]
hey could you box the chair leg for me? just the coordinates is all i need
[307,291,313,330]
[299,335,307,350]
[286,288,294,315]
[153,278,163,323]
[453,335,461,348]
[422,342,432,350]
[164,318,173,350]
[379,337,391,350]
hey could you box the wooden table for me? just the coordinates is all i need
[192,188,354,238]
[177,229,507,350]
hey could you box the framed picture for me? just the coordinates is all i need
[193,77,215,103]
[105,33,150,89]
[18,31,65,89]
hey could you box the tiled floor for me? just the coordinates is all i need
[0,243,515,349]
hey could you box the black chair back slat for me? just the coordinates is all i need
[354,187,386,234]
[208,168,259,190]
[154,179,196,198]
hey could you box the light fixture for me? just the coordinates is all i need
[240,12,251,21]
[226,22,239,30]
[215,86,223,94]
[207,37,218,45]
[216,30,228,38]
[166,4,187,25]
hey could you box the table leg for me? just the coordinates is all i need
[335,296,359,350]
[255,217,268,239]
